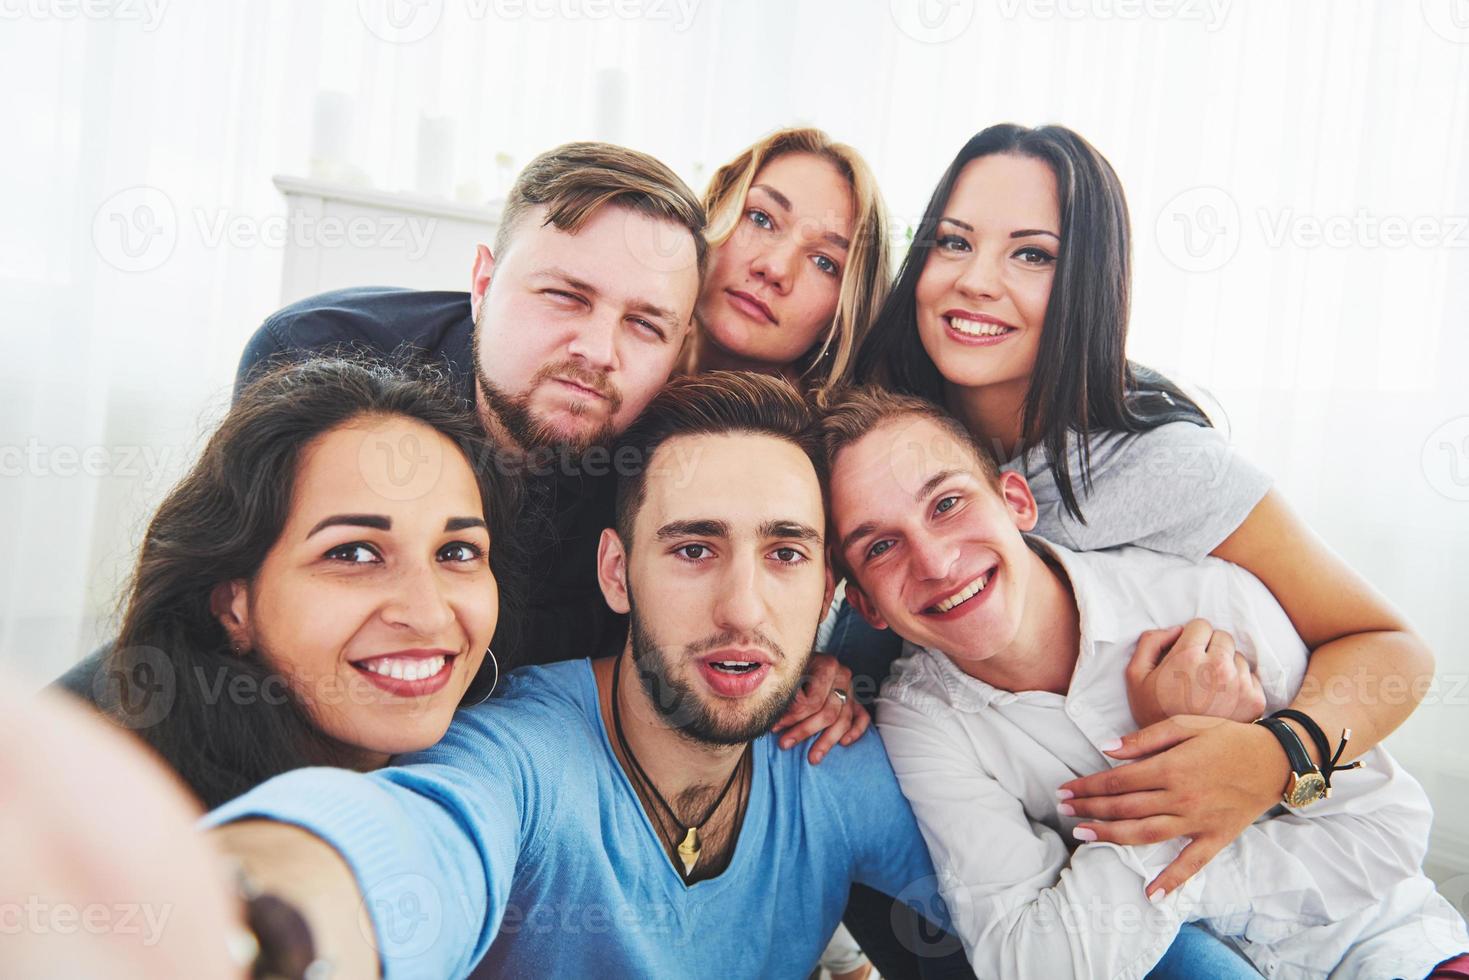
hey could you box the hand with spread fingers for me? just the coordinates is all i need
[1125,619,1267,728]
[1057,714,1290,902]
[1,688,246,979]
[771,652,870,764]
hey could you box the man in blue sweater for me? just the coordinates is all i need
[206,373,956,979]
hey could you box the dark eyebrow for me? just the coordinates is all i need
[656,519,731,540]
[445,517,488,532]
[751,183,792,213]
[823,231,850,251]
[628,299,682,332]
[306,514,390,538]
[938,218,1059,243]
[760,520,823,544]
[840,520,879,556]
[534,267,601,297]
[838,469,965,555]
[537,267,680,331]
[916,469,964,503]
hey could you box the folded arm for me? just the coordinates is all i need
[1065,490,1434,897]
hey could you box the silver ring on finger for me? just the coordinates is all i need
[831,688,849,705]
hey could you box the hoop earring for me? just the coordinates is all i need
[461,646,500,708]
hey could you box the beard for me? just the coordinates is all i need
[472,310,624,455]
[627,594,806,746]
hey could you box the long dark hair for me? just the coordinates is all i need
[102,357,522,809]
[855,123,1208,522]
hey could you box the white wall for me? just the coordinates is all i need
[2,0,1466,874]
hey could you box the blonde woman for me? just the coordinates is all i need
[684,127,890,392]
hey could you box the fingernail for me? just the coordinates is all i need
[780,739,792,749]
[1057,803,1075,817]
[1148,888,1166,904]
[1056,788,1074,801]
[1098,738,1122,752]
[813,752,825,763]
[1072,827,1097,842]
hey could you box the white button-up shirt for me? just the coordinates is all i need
[877,540,1467,980]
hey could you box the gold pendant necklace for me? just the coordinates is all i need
[611,651,750,879]
[676,827,700,876]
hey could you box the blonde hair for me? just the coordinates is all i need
[696,128,891,394]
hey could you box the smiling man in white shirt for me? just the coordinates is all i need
[820,386,1468,980]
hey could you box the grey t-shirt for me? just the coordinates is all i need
[1005,421,1272,562]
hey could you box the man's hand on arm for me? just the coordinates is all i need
[1124,619,1265,727]
[771,653,870,763]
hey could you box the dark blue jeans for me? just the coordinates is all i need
[1148,924,1262,978]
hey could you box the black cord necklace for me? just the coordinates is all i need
[611,650,751,877]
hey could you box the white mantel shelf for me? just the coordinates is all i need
[272,174,504,303]
[271,175,503,224]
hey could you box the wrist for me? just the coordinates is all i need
[1244,719,1295,807]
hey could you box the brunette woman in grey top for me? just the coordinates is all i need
[851,123,1435,902]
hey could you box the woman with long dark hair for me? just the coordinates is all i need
[850,123,1435,900]
[100,357,520,809]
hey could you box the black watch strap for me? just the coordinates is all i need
[1255,716,1315,778]
[1269,708,1363,791]
[1270,709,1329,771]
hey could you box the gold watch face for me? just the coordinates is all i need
[1285,771,1327,807]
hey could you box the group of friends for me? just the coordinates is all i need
[16,124,1469,979]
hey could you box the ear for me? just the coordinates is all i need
[596,527,631,615]
[209,579,252,654]
[821,558,837,615]
[998,470,1039,533]
[844,581,889,632]
[469,243,496,320]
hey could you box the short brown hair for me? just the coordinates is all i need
[613,371,822,545]
[494,141,709,285]
[818,386,1001,581]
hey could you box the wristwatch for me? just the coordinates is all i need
[227,864,330,979]
[1254,716,1328,808]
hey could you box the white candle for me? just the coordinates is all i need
[310,90,354,181]
[593,68,628,144]
[416,114,458,199]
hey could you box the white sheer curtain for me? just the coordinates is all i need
[3,0,1466,873]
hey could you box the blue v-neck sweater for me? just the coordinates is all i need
[205,659,949,979]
